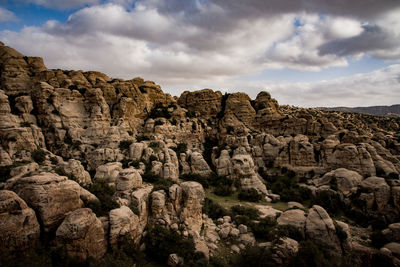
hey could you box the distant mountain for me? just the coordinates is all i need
[320,104,400,117]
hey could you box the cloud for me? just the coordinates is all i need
[0,7,17,22]
[17,0,99,9]
[173,64,400,108]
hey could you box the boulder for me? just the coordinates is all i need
[115,167,142,192]
[59,159,92,186]
[317,168,363,196]
[231,154,267,194]
[277,209,306,233]
[0,190,40,251]
[190,152,212,176]
[305,205,342,255]
[94,162,122,186]
[109,206,140,248]
[55,208,107,261]
[6,173,97,232]
[360,177,391,212]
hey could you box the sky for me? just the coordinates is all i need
[0,0,400,107]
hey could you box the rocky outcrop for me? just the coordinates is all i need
[6,173,97,232]
[178,89,222,117]
[59,159,92,186]
[109,206,140,248]
[0,190,40,251]
[55,208,107,261]
[316,168,363,196]
[231,154,267,194]
[190,152,212,176]
[305,205,342,255]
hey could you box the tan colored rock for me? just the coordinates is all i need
[109,206,140,248]
[94,162,122,186]
[224,93,256,128]
[190,152,212,176]
[131,185,153,232]
[215,150,232,177]
[116,167,142,192]
[180,182,205,233]
[255,205,282,219]
[360,177,391,212]
[231,154,267,194]
[60,159,92,186]
[305,205,341,255]
[317,168,363,196]
[0,190,40,251]
[178,89,222,117]
[277,209,306,233]
[6,172,97,232]
[55,208,106,261]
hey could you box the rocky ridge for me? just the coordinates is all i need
[1,42,400,266]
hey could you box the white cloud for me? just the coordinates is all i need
[0,7,17,22]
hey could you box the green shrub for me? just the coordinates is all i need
[32,149,46,164]
[213,184,234,196]
[202,198,230,220]
[186,110,196,118]
[370,230,388,248]
[86,179,118,217]
[171,143,187,155]
[136,135,150,142]
[0,165,13,182]
[238,188,262,202]
[277,225,303,241]
[148,103,172,119]
[154,120,164,126]
[233,245,274,267]
[145,224,205,265]
[119,140,132,150]
[20,121,32,127]
[250,217,278,241]
[312,190,343,215]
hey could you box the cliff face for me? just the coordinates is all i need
[1,42,400,266]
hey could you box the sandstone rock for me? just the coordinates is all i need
[231,154,267,194]
[224,93,256,128]
[190,152,212,176]
[0,190,40,251]
[131,184,153,231]
[180,181,205,233]
[277,209,306,234]
[215,150,232,177]
[109,206,140,248]
[287,201,305,210]
[178,89,222,117]
[317,168,363,196]
[94,162,122,186]
[60,159,92,186]
[272,237,299,265]
[384,242,400,258]
[6,173,97,232]
[305,205,341,255]
[116,167,142,192]
[360,177,391,212]
[55,208,106,261]
[255,205,282,219]
[168,253,183,267]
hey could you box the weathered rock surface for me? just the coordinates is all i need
[6,173,97,232]
[56,208,107,261]
[0,190,40,251]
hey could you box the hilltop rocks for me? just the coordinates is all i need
[55,208,107,261]
[6,172,97,232]
[178,89,222,117]
[224,93,256,128]
[0,190,40,251]
[277,209,307,233]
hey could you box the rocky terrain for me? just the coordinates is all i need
[321,104,400,117]
[1,41,400,266]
